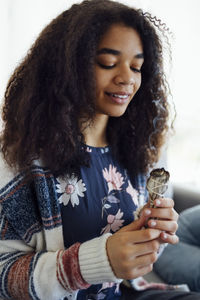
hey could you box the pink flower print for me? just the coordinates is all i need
[66,184,75,194]
[56,175,86,207]
[98,282,117,293]
[98,283,120,297]
[101,209,124,234]
[101,282,116,290]
[86,146,92,152]
[101,195,120,218]
[126,180,139,206]
[103,164,124,193]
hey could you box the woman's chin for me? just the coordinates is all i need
[96,106,128,118]
[107,107,128,117]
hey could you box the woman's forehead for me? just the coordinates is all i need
[97,24,144,58]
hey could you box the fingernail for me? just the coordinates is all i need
[144,209,151,216]
[150,220,156,227]
[162,233,167,239]
[155,199,161,206]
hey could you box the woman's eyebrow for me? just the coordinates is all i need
[97,48,120,55]
[96,47,144,59]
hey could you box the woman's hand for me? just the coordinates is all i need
[106,198,179,280]
[106,216,162,280]
[143,197,179,244]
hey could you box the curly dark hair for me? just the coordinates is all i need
[0,0,172,178]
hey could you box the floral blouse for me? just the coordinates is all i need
[56,145,148,299]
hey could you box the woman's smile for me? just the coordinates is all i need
[105,91,131,105]
[94,23,144,118]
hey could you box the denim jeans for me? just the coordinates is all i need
[154,205,200,292]
[120,284,200,299]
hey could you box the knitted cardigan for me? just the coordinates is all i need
[0,153,122,300]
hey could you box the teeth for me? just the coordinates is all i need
[112,94,128,99]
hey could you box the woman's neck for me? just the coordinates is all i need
[81,114,109,147]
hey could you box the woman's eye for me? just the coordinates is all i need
[97,62,115,69]
[97,61,142,73]
[131,67,141,73]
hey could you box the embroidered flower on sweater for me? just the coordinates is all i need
[101,209,124,234]
[56,176,86,207]
[103,164,124,193]
[99,282,120,293]
[126,180,139,206]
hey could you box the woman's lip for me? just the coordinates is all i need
[105,92,130,104]
[106,92,131,96]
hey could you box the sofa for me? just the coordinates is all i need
[143,184,200,284]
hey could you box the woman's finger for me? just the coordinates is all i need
[153,197,174,208]
[146,207,179,221]
[148,219,178,233]
[160,232,179,244]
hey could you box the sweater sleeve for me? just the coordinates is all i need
[0,206,90,300]
[0,158,89,300]
[0,157,89,299]
[0,214,121,300]
[79,233,122,284]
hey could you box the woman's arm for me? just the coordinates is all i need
[0,206,124,300]
[0,207,89,300]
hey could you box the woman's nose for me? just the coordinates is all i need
[114,65,135,86]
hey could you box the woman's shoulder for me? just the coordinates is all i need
[0,151,19,192]
[0,152,52,196]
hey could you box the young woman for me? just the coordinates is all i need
[0,0,199,299]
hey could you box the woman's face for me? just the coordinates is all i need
[95,23,144,117]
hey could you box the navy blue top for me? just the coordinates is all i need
[58,145,148,299]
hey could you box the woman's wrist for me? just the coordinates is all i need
[78,233,122,284]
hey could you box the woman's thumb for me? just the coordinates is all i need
[120,214,146,232]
